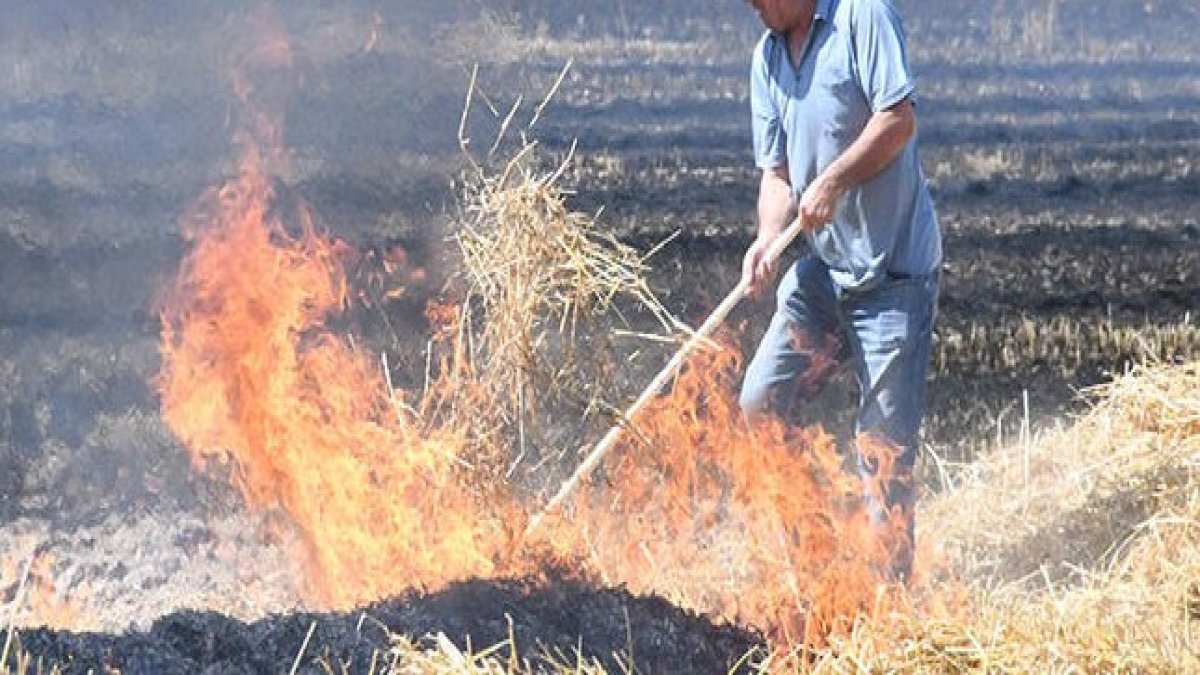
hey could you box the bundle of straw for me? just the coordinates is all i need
[455,147,672,423]
[434,64,676,476]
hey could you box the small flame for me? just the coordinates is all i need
[2,544,92,631]
[363,11,384,54]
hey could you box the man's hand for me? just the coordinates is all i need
[797,173,846,231]
[746,165,795,298]
[799,98,916,231]
[741,235,776,298]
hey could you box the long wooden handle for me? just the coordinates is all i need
[523,220,805,537]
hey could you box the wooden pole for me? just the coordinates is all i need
[523,219,806,538]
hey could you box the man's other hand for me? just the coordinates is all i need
[741,236,777,298]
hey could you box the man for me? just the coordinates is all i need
[738,0,941,581]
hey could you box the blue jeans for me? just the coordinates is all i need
[739,255,939,580]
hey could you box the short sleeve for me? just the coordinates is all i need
[850,0,916,112]
[751,33,787,169]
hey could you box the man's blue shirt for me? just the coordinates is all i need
[751,0,941,290]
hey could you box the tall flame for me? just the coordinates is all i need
[157,145,517,606]
[157,18,913,643]
[157,151,908,637]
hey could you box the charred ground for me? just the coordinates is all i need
[15,574,760,673]
[0,0,1197,671]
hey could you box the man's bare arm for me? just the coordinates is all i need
[798,97,916,228]
[742,164,796,297]
[757,164,795,241]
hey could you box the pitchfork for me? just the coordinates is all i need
[523,219,806,538]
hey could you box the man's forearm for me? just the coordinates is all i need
[757,165,796,241]
[821,98,916,194]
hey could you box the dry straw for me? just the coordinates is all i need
[870,358,1200,673]
[396,347,1200,672]
[438,62,677,473]
[455,150,673,411]
[935,314,1200,375]
[375,630,612,675]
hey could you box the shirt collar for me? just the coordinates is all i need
[770,0,837,40]
[815,0,835,22]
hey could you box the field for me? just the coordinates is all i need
[0,0,1198,671]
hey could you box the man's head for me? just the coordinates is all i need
[745,0,816,35]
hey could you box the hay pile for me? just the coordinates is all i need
[928,360,1200,584]
[796,359,1200,672]
[452,142,672,431]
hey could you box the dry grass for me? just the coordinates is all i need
[880,359,1200,672]
[1,630,60,675]
[8,307,1196,674]
[935,315,1200,375]
[374,357,1200,673]
[369,631,613,675]
[929,359,1200,580]
[427,67,678,472]
[454,141,672,412]
[0,649,59,675]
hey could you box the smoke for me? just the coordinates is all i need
[0,1,512,209]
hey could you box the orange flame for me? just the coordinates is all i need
[539,346,907,643]
[156,17,917,645]
[363,11,384,54]
[2,545,92,631]
[157,153,911,638]
[157,145,519,606]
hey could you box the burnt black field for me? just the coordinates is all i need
[0,0,1197,671]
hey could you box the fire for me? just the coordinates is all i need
[539,346,909,643]
[157,152,909,639]
[157,144,519,606]
[363,11,384,54]
[156,17,916,646]
[1,544,92,631]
